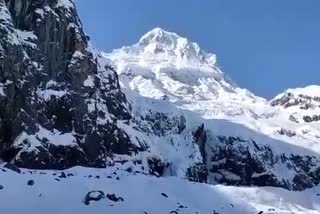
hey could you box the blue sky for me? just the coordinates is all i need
[76,0,320,98]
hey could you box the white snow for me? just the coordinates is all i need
[84,75,95,87]
[13,126,77,152]
[37,126,77,147]
[37,88,68,101]
[0,80,12,96]
[56,0,75,11]
[0,165,319,214]
[34,8,45,18]
[274,85,320,100]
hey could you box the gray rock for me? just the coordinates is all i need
[106,193,124,202]
[84,191,105,205]
[27,179,34,186]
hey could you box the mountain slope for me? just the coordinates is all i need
[105,28,320,191]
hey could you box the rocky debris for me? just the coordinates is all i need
[303,115,320,123]
[177,203,187,209]
[84,191,105,205]
[27,180,35,186]
[277,128,296,137]
[3,163,21,173]
[161,193,168,198]
[289,115,299,123]
[58,172,67,179]
[106,193,124,202]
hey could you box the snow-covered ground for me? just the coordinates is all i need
[1,164,320,214]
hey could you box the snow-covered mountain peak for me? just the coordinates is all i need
[104,28,264,121]
[137,27,216,64]
[109,27,217,69]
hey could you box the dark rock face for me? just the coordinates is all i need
[186,124,208,183]
[193,124,207,161]
[4,163,21,173]
[136,111,186,137]
[186,163,207,183]
[204,135,320,191]
[147,157,165,177]
[0,0,142,169]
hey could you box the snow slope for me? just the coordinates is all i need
[105,27,320,154]
[1,164,320,214]
[104,27,320,191]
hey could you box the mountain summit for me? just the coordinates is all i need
[110,28,218,68]
[135,27,217,66]
[105,28,260,120]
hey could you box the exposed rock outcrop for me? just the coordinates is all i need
[204,135,320,191]
[0,0,141,169]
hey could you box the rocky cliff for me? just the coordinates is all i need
[0,0,141,169]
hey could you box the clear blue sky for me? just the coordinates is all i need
[76,0,320,98]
